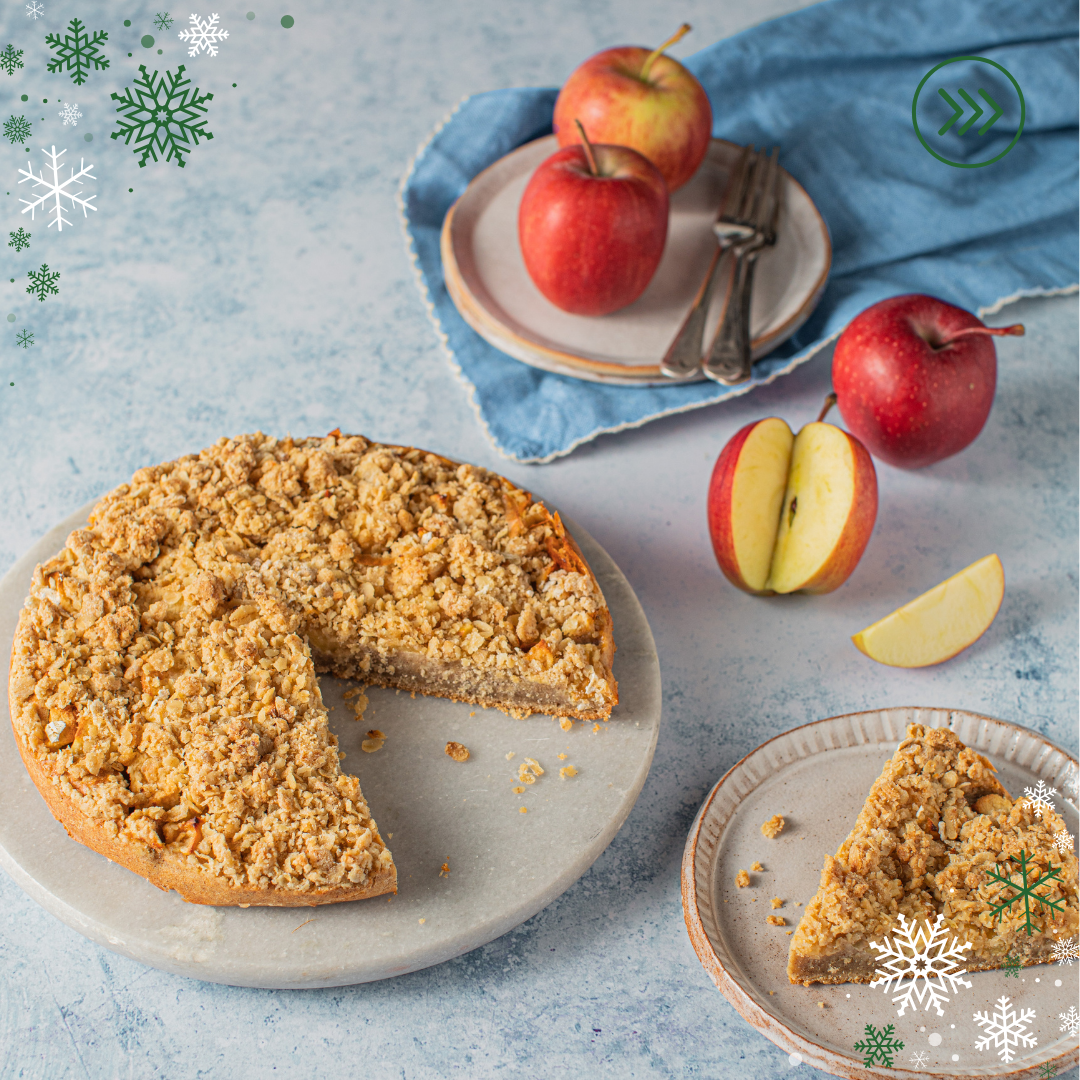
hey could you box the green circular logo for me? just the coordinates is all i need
[912,56,1025,168]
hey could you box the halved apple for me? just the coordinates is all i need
[707,418,878,595]
[851,554,1004,667]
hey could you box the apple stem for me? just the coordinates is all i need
[938,323,1025,347]
[574,119,600,177]
[817,392,837,424]
[640,23,691,82]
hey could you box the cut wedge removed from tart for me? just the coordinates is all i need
[788,724,1078,984]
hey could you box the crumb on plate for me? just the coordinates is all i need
[736,869,750,888]
[767,915,786,926]
[445,741,470,762]
[761,814,785,839]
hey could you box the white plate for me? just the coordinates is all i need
[442,136,831,385]
[0,503,661,989]
[682,708,1079,1079]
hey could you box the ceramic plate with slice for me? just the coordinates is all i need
[682,708,1079,1079]
[442,136,831,385]
[0,504,661,989]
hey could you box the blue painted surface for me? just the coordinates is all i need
[0,2,1076,1077]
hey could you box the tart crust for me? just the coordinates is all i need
[788,724,1078,984]
[8,433,618,906]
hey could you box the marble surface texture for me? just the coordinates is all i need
[0,1,1076,1078]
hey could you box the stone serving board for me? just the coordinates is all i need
[0,504,661,989]
[683,708,1080,1079]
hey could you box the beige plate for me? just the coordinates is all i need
[0,505,661,988]
[442,136,831,385]
[682,708,1079,1079]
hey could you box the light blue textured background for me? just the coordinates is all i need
[0,2,1076,1078]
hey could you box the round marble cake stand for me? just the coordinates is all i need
[0,504,661,989]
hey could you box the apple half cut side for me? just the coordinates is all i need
[707,419,878,595]
[851,553,1005,667]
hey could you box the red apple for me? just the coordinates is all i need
[708,411,878,595]
[553,24,712,192]
[832,294,1024,469]
[518,125,668,316]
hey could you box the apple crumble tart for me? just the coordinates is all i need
[788,724,1078,984]
[8,432,617,906]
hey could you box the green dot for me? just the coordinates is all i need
[281,15,294,28]
[142,35,155,48]
[9,279,13,284]
[9,383,13,387]
[124,19,132,27]
[20,94,27,102]
[84,133,93,142]
[158,48,163,54]
[129,187,134,192]
[232,83,237,87]
[6,314,15,323]
[246,11,255,19]
[42,99,47,104]
[128,52,133,57]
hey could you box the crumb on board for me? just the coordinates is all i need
[736,869,750,888]
[512,785,525,794]
[751,861,764,872]
[519,806,528,814]
[768,991,776,996]
[445,741,470,762]
[517,757,544,784]
[506,751,516,760]
[558,753,568,760]
[439,862,450,878]
[785,930,793,935]
[559,717,573,732]
[767,915,786,926]
[470,711,476,717]
[592,724,600,733]
[559,765,578,780]
[291,918,315,933]
[361,729,386,753]
[771,897,783,909]
[419,918,426,924]
[761,814,785,839]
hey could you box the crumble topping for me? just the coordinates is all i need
[8,432,616,899]
[445,741,469,762]
[761,814,785,839]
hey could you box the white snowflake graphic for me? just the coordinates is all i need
[909,1049,930,1067]
[177,13,228,57]
[58,102,82,127]
[1060,1005,1080,1037]
[1022,779,1059,819]
[17,146,96,232]
[25,2,44,19]
[869,913,972,1017]
[1052,936,1079,966]
[1054,830,1075,854]
[974,996,1037,1063]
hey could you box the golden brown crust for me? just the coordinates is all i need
[788,724,1079,984]
[8,432,617,908]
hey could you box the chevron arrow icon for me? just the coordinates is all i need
[937,88,1004,136]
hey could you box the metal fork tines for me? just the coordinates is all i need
[659,145,756,380]
[703,146,783,385]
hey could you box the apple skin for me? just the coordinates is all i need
[518,143,668,316]
[832,294,998,469]
[553,46,712,192]
[707,418,878,596]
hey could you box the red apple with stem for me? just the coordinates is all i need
[832,294,1024,469]
[518,120,669,316]
[553,24,712,192]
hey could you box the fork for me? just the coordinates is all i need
[703,147,782,385]
[659,146,756,380]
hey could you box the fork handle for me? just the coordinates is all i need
[704,242,762,385]
[660,244,726,380]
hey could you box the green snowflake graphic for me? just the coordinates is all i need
[26,263,59,302]
[46,19,109,86]
[4,115,31,144]
[110,65,214,168]
[8,228,31,252]
[987,850,1067,935]
[1038,1063,1060,1079]
[1,44,24,76]
[1002,952,1022,978]
[854,1023,904,1068]
[16,329,34,349]
[154,12,174,32]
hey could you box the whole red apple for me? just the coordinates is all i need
[553,24,712,192]
[518,127,668,316]
[832,294,1024,469]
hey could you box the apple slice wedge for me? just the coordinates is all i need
[852,554,1005,667]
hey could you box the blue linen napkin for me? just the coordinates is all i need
[400,0,1078,463]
